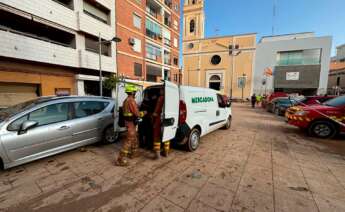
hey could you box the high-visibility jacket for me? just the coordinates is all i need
[123,96,141,121]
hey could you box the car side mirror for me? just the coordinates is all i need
[19,120,38,135]
[227,101,232,107]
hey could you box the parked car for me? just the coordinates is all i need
[0,96,116,169]
[286,95,345,138]
[296,95,336,106]
[266,97,297,115]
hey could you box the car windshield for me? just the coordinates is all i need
[0,99,41,122]
[279,99,294,104]
[323,96,345,107]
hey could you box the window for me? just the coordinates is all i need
[164,69,170,80]
[8,115,29,131]
[174,38,178,47]
[174,4,179,12]
[337,77,341,86]
[174,74,178,82]
[173,20,178,30]
[217,94,226,108]
[52,0,74,10]
[190,20,195,33]
[133,14,141,29]
[277,49,321,66]
[146,19,162,39]
[146,44,161,60]
[211,55,222,65]
[83,0,110,25]
[8,103,70,131]
[164,51,171,65]
[134,63,142,77]
[85,34,111,56]
[174,57,178,66]
[164,12,171,27]
[73,101,109,118]
[324,96,345,107]
[163,28,171,46]
[132,38,141,53]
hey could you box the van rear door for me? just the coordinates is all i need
[162,81,179,142]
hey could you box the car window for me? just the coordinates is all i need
[29,103,69,126]
[73,101,109,118]
[324,96,345,107]
[7,103,69,131]
[8,115,29,131]
[217,94,226,108]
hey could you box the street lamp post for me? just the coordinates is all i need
[228,44,241,99]
[98,33,121,96]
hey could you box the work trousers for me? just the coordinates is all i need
[153,118,170,155]
[118,121,138,161]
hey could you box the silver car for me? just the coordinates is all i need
[0,96,117,169]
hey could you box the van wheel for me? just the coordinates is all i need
[186,128,200,152]
[308,121,337,139]
[103,126,118,144]
[222,116,232,129]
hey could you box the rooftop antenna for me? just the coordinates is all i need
[272,0,277,35]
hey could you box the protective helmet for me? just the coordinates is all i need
[125,84,138,93]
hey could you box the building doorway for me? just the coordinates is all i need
[209,75,222,91]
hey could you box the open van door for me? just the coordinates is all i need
[162,81,179,142]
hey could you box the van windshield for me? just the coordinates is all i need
[0,99,41,122]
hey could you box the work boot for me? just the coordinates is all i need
[115,157,129,167]
[153,151,161,160]
[162,150,169,157]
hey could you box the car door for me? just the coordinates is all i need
[162,81,179,142]
[69,100,110,144]
[213,94,228,128]
[2,102,73,162]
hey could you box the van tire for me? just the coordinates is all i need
[308,120,337,139]
[186,128,200,152]
[222,116,232,129]
[103,125,118,144]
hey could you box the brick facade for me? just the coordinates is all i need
[116,0,181,84]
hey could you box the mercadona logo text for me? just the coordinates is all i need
[191,97,214,103]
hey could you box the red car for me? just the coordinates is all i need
[297,95,336,106]
[286,95,345,138]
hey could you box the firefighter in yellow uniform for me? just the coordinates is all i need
[116,84,145,166]
[152,88,170,159]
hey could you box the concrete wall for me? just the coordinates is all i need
[253,35,332,95]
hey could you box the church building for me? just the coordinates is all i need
[183,0,256,99]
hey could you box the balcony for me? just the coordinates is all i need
[78,11,114,39]
[1,0,77,30]
[146,0,162,20]
[79,50,115,73]
[0,29,79,68]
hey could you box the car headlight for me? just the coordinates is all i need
[295,111,308,116]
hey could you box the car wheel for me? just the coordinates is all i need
[103,126,118,144]
[222,116,232,129]
[308,121,337,139]
[186,128,200,152]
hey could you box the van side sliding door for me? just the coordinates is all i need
[162,81,179,142]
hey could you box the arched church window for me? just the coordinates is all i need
[190,19,195,33]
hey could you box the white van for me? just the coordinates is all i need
[116,81,231,151]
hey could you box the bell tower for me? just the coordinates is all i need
[183,0,205,41]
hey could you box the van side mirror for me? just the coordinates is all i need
[18,120,38,135]
[227,101,232,107]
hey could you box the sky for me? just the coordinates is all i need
[181,0,345,56]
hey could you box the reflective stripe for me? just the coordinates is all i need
[299,117,304,121]
[306,118,311,122]
[123,112,133,117]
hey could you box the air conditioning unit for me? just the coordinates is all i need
[128,38,135,46]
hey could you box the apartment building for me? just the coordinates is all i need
[0,0,116,107]
[116,0,181,85]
